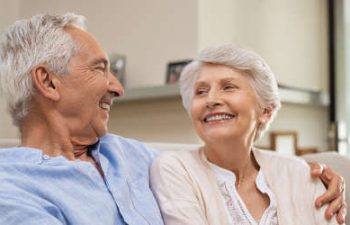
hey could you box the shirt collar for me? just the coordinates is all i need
[0,139,102,165]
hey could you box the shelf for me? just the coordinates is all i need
[118,84,180,102]
[116,84,329,107]
[278,87,329,106]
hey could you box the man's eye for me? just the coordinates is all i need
[95,66,106,73]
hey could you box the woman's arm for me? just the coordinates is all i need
[309,162,346,224]
[150,154,209,225]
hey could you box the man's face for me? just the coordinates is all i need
[57,27,124,144]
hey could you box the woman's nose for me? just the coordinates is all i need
[206,90,222,109]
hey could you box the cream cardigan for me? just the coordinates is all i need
[150,148,338,225]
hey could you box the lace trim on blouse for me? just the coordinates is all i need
[209,162,278,225]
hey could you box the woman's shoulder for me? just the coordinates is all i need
[150,148,213,182]
[152,148,202,169]
[253,148,310,173]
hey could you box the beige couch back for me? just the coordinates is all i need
[1,140,349,223]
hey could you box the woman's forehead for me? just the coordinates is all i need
[195,64,247,82]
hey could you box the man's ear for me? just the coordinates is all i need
[258,107,273,124]
[31,65,60,101]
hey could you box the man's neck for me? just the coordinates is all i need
[20,117,104,176]
[20,115,95,160]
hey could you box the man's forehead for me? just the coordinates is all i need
[65,27,108,63]
[65,26,97,47]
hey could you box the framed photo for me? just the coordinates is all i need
[166,60,192,84]
[270,131,298,155]
[109,54,126,85]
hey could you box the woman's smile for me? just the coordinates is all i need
[203,112,235,123]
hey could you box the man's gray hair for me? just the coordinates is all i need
[0,13,86,127]
[179,44,281,141]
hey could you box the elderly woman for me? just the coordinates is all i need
[150,45,342,224]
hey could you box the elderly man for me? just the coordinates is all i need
[0,13,162,225]
[0,13,346,224]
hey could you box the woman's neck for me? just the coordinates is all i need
[204,139,259,186]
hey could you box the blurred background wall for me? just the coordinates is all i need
[0,0,335,152]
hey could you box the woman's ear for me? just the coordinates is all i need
[258,107,273,124]
[31,65,60,101]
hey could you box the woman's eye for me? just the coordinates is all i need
[223,84,237,90]
[195,89,207,96]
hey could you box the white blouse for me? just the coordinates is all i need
[209,162,278,225]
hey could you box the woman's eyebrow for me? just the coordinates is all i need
[193,81,208,88]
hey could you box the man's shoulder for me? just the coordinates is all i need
[0,147,42,164]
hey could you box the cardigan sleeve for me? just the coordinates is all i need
[150,152,209,225]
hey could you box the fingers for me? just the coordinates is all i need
[336,204,347,224]
[323,195,343,220]
[309,162,326,177]
[319,165,335,185]
[309,161,346,223]
[315,170,343,208]
[314,166,346,224]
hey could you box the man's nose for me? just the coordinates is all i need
[107,72,125,97]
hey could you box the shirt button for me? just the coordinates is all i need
[42,154,50,160]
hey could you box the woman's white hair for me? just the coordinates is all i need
[179,44,281,141]
[0,13,86,127]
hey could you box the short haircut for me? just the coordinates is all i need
[0,13,86,127]
[179,44,281,141]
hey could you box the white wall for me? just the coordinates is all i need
[196,0,329,150]
[262,104,329,150]
[0,0,20,139]
[199,0,328,91]
[0,0,330,151]
[18,0,198,88]
[0,0,19,30]
[108,98,201,143]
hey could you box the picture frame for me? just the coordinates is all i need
[270,131,298,155]
[109,54,126,85]
[166,60,192,84]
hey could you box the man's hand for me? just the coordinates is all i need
[309,162,347,224]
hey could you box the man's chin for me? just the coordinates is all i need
[97,130,108,138]
[95,125,108,138]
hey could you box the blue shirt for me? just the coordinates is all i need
[0,134,164,225]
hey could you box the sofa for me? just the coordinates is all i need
[1,139,349,223]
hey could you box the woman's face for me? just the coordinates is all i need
[191,64,265,145]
